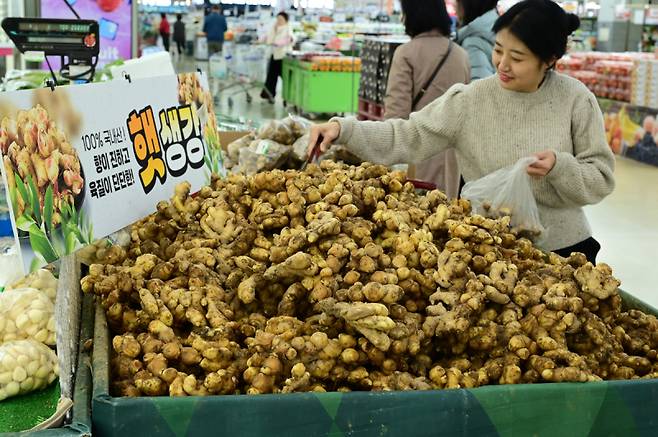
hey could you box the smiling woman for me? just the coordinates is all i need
[308,0,615,263]
[492,0,580,93]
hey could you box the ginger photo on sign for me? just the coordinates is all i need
[177,73,223,180]
[0,100,93,269]
[33,87,82,138]
[177,73,218,142]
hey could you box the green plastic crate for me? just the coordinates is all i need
[91,290,658,437]
[298,68,360,114]
[281,59,360,114]
[282,58,297,106]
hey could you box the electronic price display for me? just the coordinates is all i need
[1,18,99,58]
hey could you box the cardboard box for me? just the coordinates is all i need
[218,131,251,152]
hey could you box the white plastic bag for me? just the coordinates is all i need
[0,340,58,401]
[0,288,56,345]
[462,157,547,244]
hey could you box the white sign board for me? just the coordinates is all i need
[0,73,224,273]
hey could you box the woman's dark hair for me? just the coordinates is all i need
[160,13,166,19]
[400,0,452,37]
[458,0,498,26]
[492,0,580,64]
[277,11,289,22]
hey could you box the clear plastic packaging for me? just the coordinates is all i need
[282,115,311,140]
[291,133,310,163]
[257,119,296,145]
[238,140,291,175]
[0,288,56,345]
[462,157,547,245]
[226,133,256,164]
[7,269,58,301]
[0,340,58,401]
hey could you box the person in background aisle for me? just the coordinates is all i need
[455,0,498,80]
[384,0,470,199]
[159,13,171,53]
[140,30,163,57]
[173,14,186,56]
[204,4,228,55]
[308,0,615,263]
[261,12,295,104]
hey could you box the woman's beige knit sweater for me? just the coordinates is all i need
[333,71,615,251]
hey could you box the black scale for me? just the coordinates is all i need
[1,17,100,84]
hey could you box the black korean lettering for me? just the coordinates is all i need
[186,137,205,170]
[118,170,127,189]
[97,178,106,198]
[89,180,98,198]
[104,176,113,195]
[109,150,118,169]
[94,155,102,174]
[164,143,187,177]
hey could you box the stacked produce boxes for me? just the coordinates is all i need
[631,58,658,108]
[358,37,408,119]
[556,52,650,103]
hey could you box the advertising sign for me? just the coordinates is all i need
[41,0,133,67]
[599,98,658,168]
[0,72,223,273]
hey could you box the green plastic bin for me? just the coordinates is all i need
[298,64,360,114]
[281,59,360,114]
[91,290,658,437]
[282,58,297,106]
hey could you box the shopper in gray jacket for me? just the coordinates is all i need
[455,0,498,80]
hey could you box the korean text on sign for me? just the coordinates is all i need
[127,106,167,194]
[126,104,206,194]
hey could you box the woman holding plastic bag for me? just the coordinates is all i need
[307,0,615,263]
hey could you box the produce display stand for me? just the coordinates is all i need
[282,57,360,115]
[88,284,658,437]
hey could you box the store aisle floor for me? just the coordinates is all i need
[586,157,658,308]
[173,54,290,123]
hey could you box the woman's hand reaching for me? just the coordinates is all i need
[527,150,556,177]
[307,122,341,157]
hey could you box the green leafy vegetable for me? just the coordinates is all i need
[43,185,54,235]
[14,174,31,216]
[26,175,41,226]
[27,223,57,263]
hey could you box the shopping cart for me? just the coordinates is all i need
[212,42,270,108]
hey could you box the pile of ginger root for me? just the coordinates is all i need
[81,161,658,397]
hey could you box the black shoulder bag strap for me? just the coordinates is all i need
[412,40,453,110]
